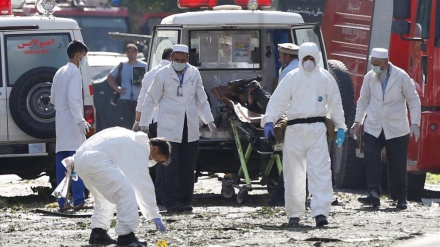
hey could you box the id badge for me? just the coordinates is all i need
[177,86,183,96]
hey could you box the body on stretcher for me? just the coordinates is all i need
[211,77,284,204]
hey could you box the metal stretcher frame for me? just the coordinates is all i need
[222,117,283,204]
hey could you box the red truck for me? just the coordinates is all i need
[321,0,440,200]
[17,0,131,53]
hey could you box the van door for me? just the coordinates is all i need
[0,32,7,142]
[291,24,327,69]
[5,31,72,141]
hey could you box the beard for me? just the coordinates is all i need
[374,68,388,82]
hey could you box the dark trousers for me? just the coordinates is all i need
[56,151,85,209]
[155,116,199,208]
[116,99,136,129]
[363,131,409,199]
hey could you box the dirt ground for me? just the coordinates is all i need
[1,174,440,247]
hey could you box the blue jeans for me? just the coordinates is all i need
[56,151,85,209]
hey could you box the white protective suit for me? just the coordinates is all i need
[135,60,171,123]
[140,63,214,143]
[73,127,160,236]
[354,63,421,139]
[261,42,346,219]
[50,62,86,152]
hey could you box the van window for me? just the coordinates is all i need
[189,30,261,70]
[416,0,431,39]
[149,29,179,69]
[435,1,440,47]
[6,33,71,86]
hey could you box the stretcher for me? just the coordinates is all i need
[211,84,283,204]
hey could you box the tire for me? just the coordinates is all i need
[327,60,365,189]
[9,67,57,139]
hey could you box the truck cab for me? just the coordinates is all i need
[148,1,354,176]
[0,0,94,185]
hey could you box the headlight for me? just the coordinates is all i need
[35,0,57,16]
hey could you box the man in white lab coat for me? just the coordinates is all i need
[351,48,421,210]
[50,40,90,211]
[139,44,217,213]
[72,127,169,246]
[132,48,173,135]
[262,42,346,227]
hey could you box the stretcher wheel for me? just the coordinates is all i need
[221,182,235,199]
[236,188,248,204]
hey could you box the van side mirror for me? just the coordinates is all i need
[393,0,411,19]
[391,20,410,35]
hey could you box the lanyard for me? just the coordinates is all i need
[178,73,185,86]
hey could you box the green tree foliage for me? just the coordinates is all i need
[121,0,182,33]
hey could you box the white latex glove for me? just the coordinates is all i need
[410,124,420,142]
[132,121,140,131]
[208,121,217,138]
[78,120,91,136]
[350,122,361,140]
[139,125,149,134]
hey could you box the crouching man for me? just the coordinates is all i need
[67,126,170,246]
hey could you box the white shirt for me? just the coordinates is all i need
[354,63,421,139]
[50,62,86,152]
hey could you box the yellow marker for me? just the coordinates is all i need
[156,240,167,247]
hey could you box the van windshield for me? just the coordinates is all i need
[67,16,129,53]
[189,30,261,70]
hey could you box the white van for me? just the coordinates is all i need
[0,1,94,185]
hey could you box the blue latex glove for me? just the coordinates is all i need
[264,122,275,141]
[336,128,345,147]
[153,218,167,232]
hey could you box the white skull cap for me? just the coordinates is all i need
[278,43,299,55]
[173,44,189,53]
[134,131,150,153]
[371,48,388,59]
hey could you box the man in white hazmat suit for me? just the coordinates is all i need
[71,127,169,246]
[50,40,90,211]
[139,44,217,213]
[351,48,421,210]
[261,42,346,227]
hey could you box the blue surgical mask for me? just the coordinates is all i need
[172,61,186,71]
[79,56,87,67]
[372,65,383,74]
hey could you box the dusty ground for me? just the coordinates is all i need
[1,174,440,247]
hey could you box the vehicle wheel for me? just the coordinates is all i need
[9,67,57,139]
[236,188,248,204]
[407,172,426,202]
[328,60,365,189]
[221,181,235,199]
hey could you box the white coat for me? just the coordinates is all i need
[73,127,160,235]
[354,63,421,139]
[136,60,171,122]
[262,42,346,219]
[140,63,214,143]
[50,62,86,152]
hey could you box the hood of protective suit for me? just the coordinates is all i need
[298,42,321,72]
[134,131,150,154]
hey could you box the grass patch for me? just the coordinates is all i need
[426,173,440,185]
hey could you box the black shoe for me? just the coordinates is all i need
[180,204,193,212]
[358,194,380,207]
[287,217,300,227]
[396,199,408,210]
[89,228,116,245]
[166,204,193,213]
[315,215,328,227]
[116,232,147,247]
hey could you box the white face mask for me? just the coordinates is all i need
[172,61,186,71]
[372,65,383,74]
[79,55,87,67]
[303,60,315,72]
[148,159,157,167]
